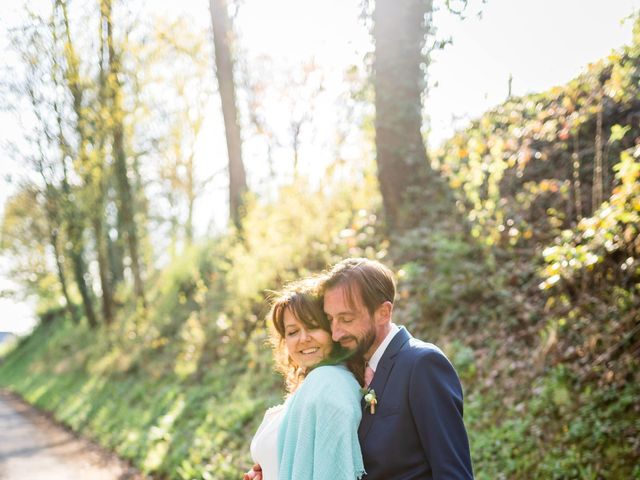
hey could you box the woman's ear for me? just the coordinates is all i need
[375,301,393,325]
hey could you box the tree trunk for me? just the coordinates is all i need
[373,0,452,232]
[104,0,146,306]
[53,1,98,327]
[209,0,248,230]
[93,215,114,324]
[62,172,98,328]
[46,196,79,325]
[107,186,126,285]
[186,154,195,245]
[92,7,115,326]
[59,0,116,323]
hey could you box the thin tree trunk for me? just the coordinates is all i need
[209,0,247,230]
[186,154,195,245]
[592,96,604,212]
[107,187,126,285]
[62,168,98,328]
[104,0,146,306]
[50,226,79,324]
[51,3,98,328]
[291,121,301,178]
[94,5,115,325]
[59,0,115,323]
[572,134,583,221]
[93,215,114,324]
[41,178,79,324]
[26,31,80,325]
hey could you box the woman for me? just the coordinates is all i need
[247,279,365,480]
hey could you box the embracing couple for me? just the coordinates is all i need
[245,258,474,480]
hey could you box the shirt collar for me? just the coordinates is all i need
[367,323,399,372]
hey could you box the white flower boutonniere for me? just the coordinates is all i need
[361,387,378,414]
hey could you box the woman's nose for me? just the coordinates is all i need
[299,328,310,342]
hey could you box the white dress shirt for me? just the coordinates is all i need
[367,322,400,373]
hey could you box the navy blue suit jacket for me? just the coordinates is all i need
[358,327,473,479]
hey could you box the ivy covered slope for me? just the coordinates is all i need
[0,179,385,480]
[413,20,640,479]
[1,24,640,480]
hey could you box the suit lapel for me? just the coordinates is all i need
[358,327,412,441]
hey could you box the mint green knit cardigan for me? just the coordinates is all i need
[277,365,366,480]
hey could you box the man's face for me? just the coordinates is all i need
[323,285,377,360]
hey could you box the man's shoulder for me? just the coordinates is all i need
[397,333,449,364]
[400,329,445,355]
[395,334,461,386]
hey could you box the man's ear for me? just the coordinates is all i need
[375,301,393,325]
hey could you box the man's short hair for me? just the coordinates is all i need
[321,258,396,315]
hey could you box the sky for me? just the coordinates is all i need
[0,0,638,335]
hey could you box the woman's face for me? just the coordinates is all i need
[283,307,333,369]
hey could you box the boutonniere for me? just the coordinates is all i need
[360,387,378,414]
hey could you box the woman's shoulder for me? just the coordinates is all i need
[307,364,355,383]
[300,365,361,400]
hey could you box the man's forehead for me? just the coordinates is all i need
[324,283,364,311]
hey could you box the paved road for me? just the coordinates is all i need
[0,390,144,480]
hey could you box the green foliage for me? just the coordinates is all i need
[467,367,640,479]
[0,173,383,479]
[433,19,640,251]
[393,231,496,336]
[540,146,639,290]
[424,20,640,478]
[0,186,66,310]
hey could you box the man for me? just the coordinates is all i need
[322,257,473,480]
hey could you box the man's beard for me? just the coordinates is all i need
[342,325,376,358]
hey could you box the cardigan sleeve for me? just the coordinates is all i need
[278,365,365,480]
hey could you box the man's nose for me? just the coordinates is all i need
[331,325,343,342]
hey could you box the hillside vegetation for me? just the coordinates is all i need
[2,23,640,480]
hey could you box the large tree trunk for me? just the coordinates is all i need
[209,0,248,230]
[373,0,452,232]
[104,0,146,306]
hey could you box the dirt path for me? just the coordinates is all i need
[0,389,147,480]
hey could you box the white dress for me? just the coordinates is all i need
[250,403,286,480]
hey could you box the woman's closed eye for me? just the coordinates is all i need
[286,330,298,337]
